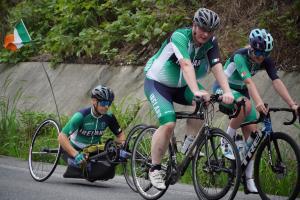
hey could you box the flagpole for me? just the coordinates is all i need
[41,62,62,127]
[31,39,62,128]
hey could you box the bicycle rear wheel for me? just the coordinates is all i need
[131,126,171,200]
[28,119,61,182]
[192,128,241,200]
[123,124,147,192]
[254,132,300,200]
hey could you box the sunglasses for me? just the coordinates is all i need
[253,49,270,57]
[97,101,112,107]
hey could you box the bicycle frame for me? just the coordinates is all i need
[167,121,206,184]
[165,95,239,184]
[240,107,298,171]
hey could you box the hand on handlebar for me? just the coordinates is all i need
[291,104,299,116]
[221,92,234,104]
[74,152,87,166]
[194,90,210,102]
[256,103,268,115]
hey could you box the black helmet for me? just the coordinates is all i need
[193,8,220,32]
[91,85,114,102]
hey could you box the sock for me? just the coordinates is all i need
[226,126,236,139]
[150,164,161,172]
[245,160,254,179]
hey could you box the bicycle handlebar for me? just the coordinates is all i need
[241,105,299,127]
[176,94,245,119]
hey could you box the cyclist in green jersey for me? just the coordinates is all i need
[213,28,299,193]
[58,85,126,179]
[144,8,234,190]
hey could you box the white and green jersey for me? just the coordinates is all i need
[62,107,122,149]
[224,48,279,90]
[144,27,221,88]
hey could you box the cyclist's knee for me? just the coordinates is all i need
[159,122,176,137]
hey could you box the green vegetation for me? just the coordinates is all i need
[0,0,199,65]
[1,0,299,70]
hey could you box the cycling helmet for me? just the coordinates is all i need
[91,85,114,102]
[249,28,274,52]
[193,8,220,32]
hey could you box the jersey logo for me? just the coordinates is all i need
[211,58,220,65]
[241,71,247,78]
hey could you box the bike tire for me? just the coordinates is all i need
[254,132,300,200]
[131,126,171,200]
[28,119,61,182]
[192,128,241,200]
[123,124,148,192]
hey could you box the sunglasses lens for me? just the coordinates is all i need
[98,101,111,106]
[254,50,269,57]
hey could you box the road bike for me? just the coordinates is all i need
[237,106,300,200]
[130,95,244,200]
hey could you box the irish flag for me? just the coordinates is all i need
[4,20,31,51]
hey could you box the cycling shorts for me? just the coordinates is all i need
[144,78,204,125]
[212,81,257,123]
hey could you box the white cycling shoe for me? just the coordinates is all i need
[149,169,166,190]
[220,138,235,160]
[245,178,258,194]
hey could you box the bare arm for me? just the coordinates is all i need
[272,79,297,108]
[211,63,231,94]
[244,78,267,114]
[211,63,234,104]
[179,59,210,100]
[116,131,126,145]
[179,59,200,94]
[58,133,78,157]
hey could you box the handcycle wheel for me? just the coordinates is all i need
[28,119,61,182]
[254,132,300,200]
[131,126,171,200]
[192,128,241,200]
[123,124,147,192]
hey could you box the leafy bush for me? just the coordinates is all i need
[1,0,198,65]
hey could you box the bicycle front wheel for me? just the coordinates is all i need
[123,124,147,192]
[28,119,61,182]
[192,128,241,200]
[131,126,171,200]
[254,132,300,200]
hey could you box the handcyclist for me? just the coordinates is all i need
[144,8,234,190]
[58,85,126,180]
[213,28,299,193]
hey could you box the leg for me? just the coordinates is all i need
[241,126,259,193]
[151,122,176,165]
[144,78,176,189]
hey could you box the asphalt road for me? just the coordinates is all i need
[0,155,262,200]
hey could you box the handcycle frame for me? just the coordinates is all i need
[28,118,142,191]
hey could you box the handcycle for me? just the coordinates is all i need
[235,106,300,200]
[28,118,144,191]
[130,94,245,200]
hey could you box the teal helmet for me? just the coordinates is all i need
[249,28,274,52]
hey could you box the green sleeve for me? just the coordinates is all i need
[233,54,252,81]
[170,30,190,60]
[61,112,83,137]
